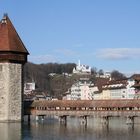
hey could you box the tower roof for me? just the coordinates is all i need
[0,14,29,54]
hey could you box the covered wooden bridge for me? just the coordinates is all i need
[24,99,140,124]
[25,99,140,112]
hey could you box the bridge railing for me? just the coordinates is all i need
[24,99,140,116]
[30,110,140,117]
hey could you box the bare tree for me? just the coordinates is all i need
[111,70,126,80]
[98,69,104,76]
[91,67,97,76]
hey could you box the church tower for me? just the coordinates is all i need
[0,14,29,122]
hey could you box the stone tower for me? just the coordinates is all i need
[0,14,29,122]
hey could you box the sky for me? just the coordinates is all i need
[0,0,140,75]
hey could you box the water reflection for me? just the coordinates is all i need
[0,117,140,140]
[25,117,140,140]
[0,123,21,140]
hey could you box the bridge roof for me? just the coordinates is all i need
[30,99,140,108]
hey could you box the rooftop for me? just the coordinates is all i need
[0,14,29,54]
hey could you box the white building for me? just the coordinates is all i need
[70,78,98,100]
[24,82,35,95]
[126,79,135,99]
[73,60,91,74]
[96,71,111,79]
[62,94,71,100]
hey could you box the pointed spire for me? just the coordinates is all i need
[0,14,29,54]
[0,14,29,63]
[1,13,8,24]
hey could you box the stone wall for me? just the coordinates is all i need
[0,63,22,122]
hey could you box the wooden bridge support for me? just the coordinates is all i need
[41,115,45,121]
[126,116,134,124]
[59,116,67,125]
[36,115,39,121]
[80,116,87,125]
[27,115,30,123]
[23,115,31,123]
[102,116,109,125]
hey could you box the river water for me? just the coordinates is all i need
[0,116,140,140]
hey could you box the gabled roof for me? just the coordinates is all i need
[30,99,140,108]
[94,77,109,92]
[0,14,29,54]
[102,79,127,90]
[130,74,140,81]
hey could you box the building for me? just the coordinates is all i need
[96,71,111,79]
[63,74,140,100]
[93,77,110,100]
[34,92,49,100]
[126,78,135,99]
[24,82,35,95]
[0,14,29,122]
[70,78,98,100]
[130,74,140,99]
[100,79,135,99]
[73,60,91,74]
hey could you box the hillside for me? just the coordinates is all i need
[24,62,77,97]
[24,62,126,98]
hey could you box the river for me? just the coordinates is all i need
[0,116,140,140]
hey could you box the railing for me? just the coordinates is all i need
[30,109,140,117]
[24,99,140,117]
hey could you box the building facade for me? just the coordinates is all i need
[130,74,140,99]
[70,78,98,100]
[24,82,35,95]
[73,60,91,74]
[101,79,135,100]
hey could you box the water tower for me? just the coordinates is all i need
[0,14,29,122]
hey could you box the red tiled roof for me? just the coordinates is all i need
[131,74,140,81]
[31,99,140,108]
[0,14,29,54]
[101,79,127,90]
[107,79,127,85]
[94,77,109,92]
[133,84,140,88]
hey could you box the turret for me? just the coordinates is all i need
[0,14,29,122]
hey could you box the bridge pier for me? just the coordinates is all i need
[80,116,87,125]
[59,116,67,124]
[41,115,45,121]
[126,116,134,124]
[36,115,39,121]
[27,115,30,123]
[102,116,109,125]
[35,115,45,121]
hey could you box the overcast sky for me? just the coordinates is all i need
[0,0,140,75]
